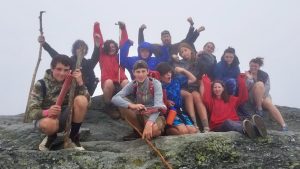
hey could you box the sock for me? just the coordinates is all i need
[69,122,82,141]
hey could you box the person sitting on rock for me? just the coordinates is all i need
[197,42,217,80]
[27,55,90,151]
[96,21,129,119]
[200,74,267,138]
[156,62,198,135]
[112,60,166,141]
[245,57,288,131]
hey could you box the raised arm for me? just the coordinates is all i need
[120,39,133,68]
[200,75,213,105]
[38,36,59,58]
[118,21,128,47]
[88,22,103,68]
[138,24,146,45]
[175,67,196,84]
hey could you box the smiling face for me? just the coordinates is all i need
[180,47,192,60]
[224,52,235,65]
[133,68,148,83]
[51,63,71,82]
[249,62,260,74]
[203,42,215,54]
[161,34,171,45]
[160,71,172,84]
[109,42,117,55]
[213,82,224,98]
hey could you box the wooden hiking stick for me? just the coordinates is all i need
[124,118,173,169]
[63,49,84,148]
[24,11,46,123]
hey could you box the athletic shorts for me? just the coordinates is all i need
[172,112,194,126]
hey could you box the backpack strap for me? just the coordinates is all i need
[148,78,154,97]
[38,79,46,99]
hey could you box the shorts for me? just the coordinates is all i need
[172,112,194,126]
[136,114,166,133]
[101,80,122,95]
[36,106,70,133]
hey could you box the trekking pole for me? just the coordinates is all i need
[63,48,84,148]
[124,118,173,169]
[24,11,46,123]
[115,22,121,83]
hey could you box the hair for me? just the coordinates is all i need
[212,80,229,103]
[161,30,170,36]
[178,42,196,61]
[250,57,264,67]
[71,40,88,56]
[51,54,72,69]
[103,40,119,55]
[156,62,173,76]
[133,60,148,71]
[203,42,215,49]
[221,46,240,67]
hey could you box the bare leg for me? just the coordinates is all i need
[39,118,59,136]
[192,91,209,130]
[252,82,265,110]
[186,125,198,134]
[72,95,88,123]
[103,79,115,104]
[262,97,286,127]
[119,107,143,131]
[181,90,197,125]
[120,79,129,88]
[166,125,189,135]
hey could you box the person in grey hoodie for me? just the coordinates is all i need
[112,60,166,140]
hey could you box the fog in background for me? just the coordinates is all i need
[0,0,299,115]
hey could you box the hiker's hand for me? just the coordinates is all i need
[118,21,126,29]
[48,105,61,118]
[72,69,84,86]
[94,33,101,47]
[140,24,147,30]
[174,67,185,74]
[142,121,153,140]
[167,100,175,107]
[38,35,45,44]
[128,104,146,111]
[245,71,253,79]
[197,26,205,32]
[128,39,134,46]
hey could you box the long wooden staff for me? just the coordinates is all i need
[63,49,84,148]
[124,118,173,169]
[24,11,46,123]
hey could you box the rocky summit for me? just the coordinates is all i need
[0,96,299,169]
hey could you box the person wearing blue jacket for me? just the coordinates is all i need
[214,47,240,95]
[120,39,168,79]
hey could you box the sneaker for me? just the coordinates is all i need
[187,17,194,26]
[255,109,265,117]
[242,120,257,139]
[123,130,140,141]
[38,134,57,151]
[252,115,267,137]
[282,124,288,132]
[64,137,85,151]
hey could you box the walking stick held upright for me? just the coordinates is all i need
[63,47,84,148]
[24,11,46,123]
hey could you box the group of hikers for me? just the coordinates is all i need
[27,17,288,151]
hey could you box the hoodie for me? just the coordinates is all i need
[120,40,168,79]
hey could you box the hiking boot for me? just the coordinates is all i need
[38,134,57,151]
[242,120,257,139]
[123,130,140,141]
[64,136,85,151]
[252,115,267,137]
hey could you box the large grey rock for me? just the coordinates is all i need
[0,96,299,169]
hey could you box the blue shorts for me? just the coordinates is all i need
[172,112,194,126]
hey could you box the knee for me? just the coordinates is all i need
[103,80,114,90]
[74,95,89,108]
[121,80,129,87]
[39,118,59,135]
[178,126,189,135]
[254,82,265,89]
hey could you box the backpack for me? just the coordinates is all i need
[132,71,168,114]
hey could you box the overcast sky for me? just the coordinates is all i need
[0,0,299,115]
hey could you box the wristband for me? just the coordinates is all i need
[42,109,49,117]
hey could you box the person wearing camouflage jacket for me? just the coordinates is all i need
[27,55,90,151]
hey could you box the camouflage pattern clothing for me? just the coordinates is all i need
[27,69,90,120]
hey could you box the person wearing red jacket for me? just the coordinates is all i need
[94,22,129,118]
[200,74,267,138]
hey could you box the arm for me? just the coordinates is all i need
[111,82,134,108]
[175,67,196,84]
[120,40,133,68]
[88,22,103,69]
[237,74,249,106]
[119,22,128,47]
[200,75,213,105]
[42,42,60,58]
[138,24,146,45]
[27,82,45,120]
[148,80,166,122]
